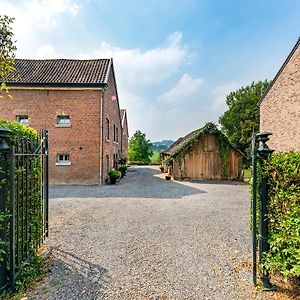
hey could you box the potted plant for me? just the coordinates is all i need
[107,168,121,184]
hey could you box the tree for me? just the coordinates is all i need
[128,130,153,165]
[0,15,16,99]
[219,80,271,157]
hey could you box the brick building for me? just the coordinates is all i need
[259,38,300,152]
[0,58,128,184]
[120,109,129,159]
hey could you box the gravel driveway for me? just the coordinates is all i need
[28,166,272,300]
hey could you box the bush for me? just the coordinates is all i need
[118,165,127,177]
[0,120,41,262]
[263,151,300,278]
[107,168,121,184]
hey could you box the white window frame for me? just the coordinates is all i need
[105,118,110,141]
[16,115,29,126]
[56,115,71,127]
[56,153,71,166]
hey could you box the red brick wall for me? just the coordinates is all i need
[260,44,300,152]
[101,70,123,180]
[0,88,102,184]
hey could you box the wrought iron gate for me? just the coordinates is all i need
[0,128,49,292]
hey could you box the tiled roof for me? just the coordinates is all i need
[5,59,111,86]
[163,123,242,157]
[163,130,199,156]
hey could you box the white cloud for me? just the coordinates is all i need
[158,73,203,103]
[212,82,241,112]
[78,31,187,89]
[1,0,81,57]
[36,44,61,59]
[76,31,191,139]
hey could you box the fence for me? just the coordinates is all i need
[0,127,49,292]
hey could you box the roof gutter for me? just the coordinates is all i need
[5,82,108,90]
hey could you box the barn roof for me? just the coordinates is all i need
[258,37,300,106]
[163,122,242,157]
[4,58,111,88]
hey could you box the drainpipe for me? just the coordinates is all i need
[99,91,104,184]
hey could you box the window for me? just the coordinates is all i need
[113,125,116,142]
[113,125,119,143]
[56,154,71,166]
[105,118,110,140]
[56,116,71,127]
[16,115,29,126]
[116,127,119,143]
[106,155,109,173]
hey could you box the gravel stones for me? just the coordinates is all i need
[28,166,274,300]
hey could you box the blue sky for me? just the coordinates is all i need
[2,0,300,141]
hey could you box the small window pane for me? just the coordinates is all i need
[17,115,29,125]
[57,154,70,162]
[106,118,110,140]
[57,116,70,125]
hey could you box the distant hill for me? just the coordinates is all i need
[151,140,174,151]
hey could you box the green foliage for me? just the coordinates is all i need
[107,168,121,183]
[0,15,17,99]
[1,254,47,299]
[128,130,153,165]
[219,80,270,158]
[0,120,45,291]
[0,119,37,141]
[173,122,233,178]
[118,165,128,177]
[262,151,300,278]
[117,155,127,166]
[150,150,161,165]
[243,168,251,183]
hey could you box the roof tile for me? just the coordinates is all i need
[5,59,111,86]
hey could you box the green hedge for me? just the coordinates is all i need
[263,151,300,278]
[0,119,38,141]
[0,120,42,262]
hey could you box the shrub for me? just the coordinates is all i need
[263,151,300,278]
[118,165,127,177]
[107,168,121,184]
[117,155,127,166]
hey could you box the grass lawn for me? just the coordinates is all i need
[151,150,161,164]
[243,168,251,183]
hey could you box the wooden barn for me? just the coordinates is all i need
[162,123,243,180]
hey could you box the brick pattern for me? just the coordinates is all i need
[0,70,127,184]
[0,89,102,184]
[260,43,300,152]
[101,71,123,181]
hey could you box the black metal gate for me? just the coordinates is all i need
[0,128,49,292]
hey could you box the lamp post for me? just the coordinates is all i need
[256,132,276,291]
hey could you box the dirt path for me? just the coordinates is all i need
[28,166,275,300]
